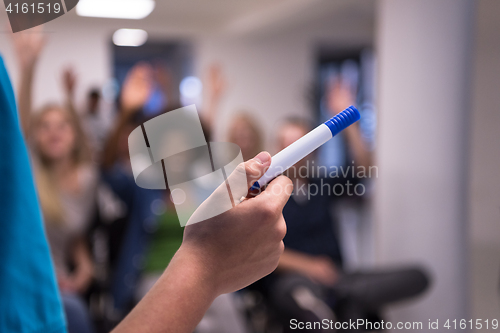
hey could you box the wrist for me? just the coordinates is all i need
[20,58,37,72]
[168,246,219,302]
[111,245,220,333]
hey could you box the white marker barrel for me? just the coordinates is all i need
[251,106,360,190]
[255,124,332,188]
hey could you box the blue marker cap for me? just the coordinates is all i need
[250,182,260,191]
[323,105,361,137]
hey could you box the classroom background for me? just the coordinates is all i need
[0,0,499,332]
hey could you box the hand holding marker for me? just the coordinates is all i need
[250,105,361,192]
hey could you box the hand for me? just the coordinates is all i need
[10,25,46,69]
[154,64,173,101]
[326,77,371,167]
[179,151,293,296]
[120,62,153,114]
[111,152,293,333]
[62,67,77,98]
[57,257,93,294]
[301,255,339,287]
[326,77,356,115]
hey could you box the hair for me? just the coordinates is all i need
[228,113,263,160]
[279,116,313,133]
[31,104,91,225]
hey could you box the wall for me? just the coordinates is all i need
[469,0,500,327]
[374,0,473,329]
[196,35,313,150]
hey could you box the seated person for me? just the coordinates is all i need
[11,29,96,333]
[262,117,429,332]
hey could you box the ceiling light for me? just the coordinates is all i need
[77,0,155,20]
[113,29,148,47]
[180,77,202,99]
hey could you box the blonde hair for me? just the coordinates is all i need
[31,104,91,224]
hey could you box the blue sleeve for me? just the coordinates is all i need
[0,56,67,333]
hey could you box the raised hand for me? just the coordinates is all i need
[203,63,227,130]
[62,67,77,99]
[326,77,356,116]
[10,25,46,69]
[11,25,46,135]
[326,76,372,168]
[120,62,154,114]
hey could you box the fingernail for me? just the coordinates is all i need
[254,151,271,165]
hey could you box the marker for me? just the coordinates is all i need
[251,105,360,191]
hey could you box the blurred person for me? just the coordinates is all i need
[228,113,264,162]
[81,86,113,157]
[81,87,107,154]
[0,53,66,333]
[11,29,95,333]
[326,77,372,168]
[142,62,174,116]
[204,64,263,161]
[118,61,176,117]
[61,68,114,159]
[258,80,429,332]
[100,78,162,315]
[101,112,167,318]
[100,64,197,318]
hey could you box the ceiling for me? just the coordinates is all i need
[56,0,375,38]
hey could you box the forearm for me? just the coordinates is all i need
[344,125,372,169]
[11,27,46,135]
[112,247,217,333]
[64,91,78,118]
[17,62,36,136]
[72,240,94,292]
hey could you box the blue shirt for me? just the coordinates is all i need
[0,56,66,333]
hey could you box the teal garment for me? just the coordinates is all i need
[0,56,66,333]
